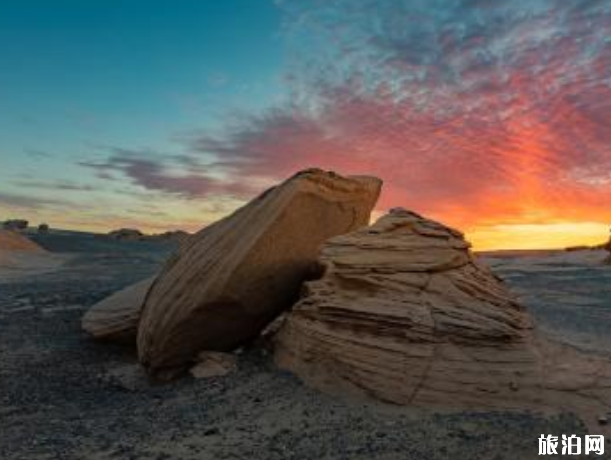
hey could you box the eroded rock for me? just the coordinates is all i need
[107,228,145,241]
[274,209,611,419]
[138,169,382,378]
[190,352,237,379]
[82,276,155,343]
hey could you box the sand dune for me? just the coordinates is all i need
[0,230,64,280]
[0,229,45,253]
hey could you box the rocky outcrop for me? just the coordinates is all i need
[150,230,190,244]
[0,230,45,252]
[274,209,611,417]
[189,351,237,379]
[603,236,611,264]
[82,277,155,343]
[104,228,189,245]
[138,169,382,378]
[107,228,145,241]
[3,219,28,231]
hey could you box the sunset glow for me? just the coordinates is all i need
[468,222,609,251]
[1,0,611,250]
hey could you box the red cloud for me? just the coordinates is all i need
[181,0,611,232]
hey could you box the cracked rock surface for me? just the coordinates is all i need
[275,209,611,422]
[138,169,382,378]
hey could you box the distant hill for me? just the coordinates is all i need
[0,230,45,253]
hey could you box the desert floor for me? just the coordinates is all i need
[2,232,610,459]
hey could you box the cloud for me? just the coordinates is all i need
[47,0,611,238]
[13,180,95,192]
[180,0,611,229]
[78,147,256,199]
[0,191,73,210]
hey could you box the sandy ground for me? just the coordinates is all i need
[0,251,68,281]
[1,234,609,459]
[481,249,611,352]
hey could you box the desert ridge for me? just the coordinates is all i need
[0,229,68,279]
[0,229,46,253]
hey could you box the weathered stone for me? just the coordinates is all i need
[274,209,611,419]
[82,277,155,343]
[107,228,144,241]
[2,219,28,231]
[150,230,190,245]
[604,236,611,264]
[190,352,237,379]
[138,169,382,378]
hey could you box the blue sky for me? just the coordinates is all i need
[2,0,611,249]
[0,0,286,230]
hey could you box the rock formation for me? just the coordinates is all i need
[138,169,382,378]
[107,228,145,241]
[82,277,155,343]
[2,219,28,231]
[0,230,45,253]
[105,228,189,245]
[150,230,190,244]
[603,235,611,264]
[274,209,611,417]
[189,351,237,379]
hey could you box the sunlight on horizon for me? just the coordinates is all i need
[468,222,610,251]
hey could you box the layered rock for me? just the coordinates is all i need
[274,209,611,416]
[82,277,155,343]
[138,169,382,378]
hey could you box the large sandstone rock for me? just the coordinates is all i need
[82,277,155,343]
[138,169,382,378]
[274,209,611,418]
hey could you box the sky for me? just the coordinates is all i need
[2,0,611,250]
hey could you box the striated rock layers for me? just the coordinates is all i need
[274,209,611,416]
[138,169,382,378]
[82,277,155,343]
